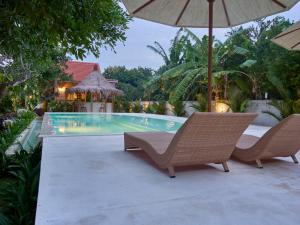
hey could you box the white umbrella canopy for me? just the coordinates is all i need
[122,0,299,111]
[123,0,299,28]
[272,21,300,50]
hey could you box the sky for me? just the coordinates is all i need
[81,2,300,71]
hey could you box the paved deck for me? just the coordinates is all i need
[35,126,300,225]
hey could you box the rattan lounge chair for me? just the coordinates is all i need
[233,114,300,168]
[124,112,257,177]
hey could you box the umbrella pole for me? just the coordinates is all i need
[207,0,214,112]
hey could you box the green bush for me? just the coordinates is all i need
[227,87,249,113]
[171,101,186,117]
[131,101,142,113]
[122,100,131,113]
[112,98,131,112]
[113,97,123,112]
[0,111,35,175]
[0,96,13,114]
[146,101,166,115]
[0,143,41,225]
[191,93,207,112]
[0,111,35,152]
[47,100,74,112]
[144,103,155,114]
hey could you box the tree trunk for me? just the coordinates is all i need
[0,84,6,101]
[224,74,228,100]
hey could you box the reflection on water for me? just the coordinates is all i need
[48,114,182,135]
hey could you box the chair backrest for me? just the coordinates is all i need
[165,112,257,166]
[254,114,300,158]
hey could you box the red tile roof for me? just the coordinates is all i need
[63,61,101,82]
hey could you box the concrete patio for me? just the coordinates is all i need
[35,126,300,225]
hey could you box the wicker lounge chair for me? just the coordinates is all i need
[124,112,257,177]
[233,114,300,168]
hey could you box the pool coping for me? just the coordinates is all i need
[40,112,187,137]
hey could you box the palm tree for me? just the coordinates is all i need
[145,28,188,100]
[147,28,186,69]
[146,28,257,104]
[147,41,170,66]
[159,28,251,104]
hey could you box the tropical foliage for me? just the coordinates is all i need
[0,0,130,105]
[171,101,186,117]
[0,111,35,176]
[131,100,143,113]
[0,143,42,225]
[192,93,208,112]
[47,100,75,112]
[145,17,300,118]
[103,66,153,100]
[145,101,166,115]
[0,3,131,223]
[0,0,129,60]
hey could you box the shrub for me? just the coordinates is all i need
[144,104,153,113]
[47,100,74,112]
[171,101,186,117]
[16,109,28,116]
[0,95,13,114]
[122,100,131,113]
[227,87,249,113]
[113,97,123,112]
[0,143,42,225]
[147,101,166,115]
[131,101,143,113]
[191,93,207,112]
[0,111,35,175]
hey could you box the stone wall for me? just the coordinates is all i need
[244,100,280,126]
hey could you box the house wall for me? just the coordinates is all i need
[82,102,113,113]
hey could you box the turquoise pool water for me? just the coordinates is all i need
[44,113,183,136]
[22,119,42,150]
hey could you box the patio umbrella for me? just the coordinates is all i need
[272,21,300,50]
[122,0,299,111]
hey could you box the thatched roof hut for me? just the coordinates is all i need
[66,71,123,97]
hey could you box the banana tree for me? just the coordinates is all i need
[159,28,253,104]
[147,28,187,69]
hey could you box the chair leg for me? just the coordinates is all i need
[256,159,263,168]
[291,155,299,164]
[168,166,176,178]
[222,162,229,172]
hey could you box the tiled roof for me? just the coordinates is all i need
[63,61,101,82]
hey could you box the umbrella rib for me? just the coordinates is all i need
[271,0,287,8]
[175,0,190,26]
[132,0,156,14]
[221,0,231,26]
[291,41,300,49]
[274,27,300,39]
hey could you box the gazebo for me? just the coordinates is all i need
[66,71,123,112]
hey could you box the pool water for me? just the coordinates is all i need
[43,113,183,136]
[23,119,42,150]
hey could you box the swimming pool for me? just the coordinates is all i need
[40,113,185,136]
